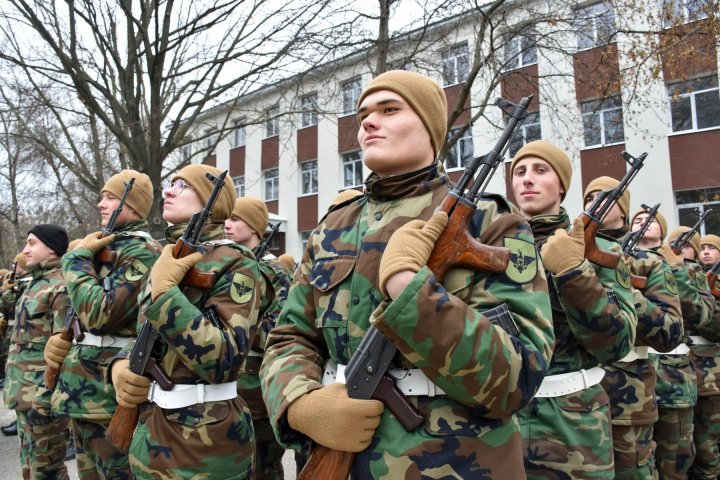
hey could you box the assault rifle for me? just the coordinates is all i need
[253,222,281,260]
[707,261,720,299]
[106,170,228,453]
[8,261,17,284]
[297,96,532,480]
[621,203,660,289]
[579,151,647,268]
[670,209,713,255]
[0,261,17,340]
[44,177,136,390]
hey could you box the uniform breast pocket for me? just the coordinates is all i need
[309,256,356,330]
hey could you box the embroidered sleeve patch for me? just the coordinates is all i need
[615,260,631,289]
[231,273,255,304]
[504,237,538,284]
[694,270,709,291]
[665,271,679,296]
[126,259,150,282]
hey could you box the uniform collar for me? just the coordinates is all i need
[529,208,570,244]
[165,220,226,244]
[364,162,448,202]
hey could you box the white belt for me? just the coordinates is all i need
[690,336,712,346]
[534,367,605,398]
[247,349,263,357]
[323,362,446,397]
[618,346,650,362]
[147,381,237,409]
[648,343,691,355]
[75,332,133,349]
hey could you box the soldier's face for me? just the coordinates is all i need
[700,244,720,266]
[631,213,662,244]
[584,191,625,230]
[22,233,58,267]
[162,182,204,224]
[357,90,434,177]
[511,157,563,218]
[98,191,140,227]
[680,245,696,261]
[224,216,258,247]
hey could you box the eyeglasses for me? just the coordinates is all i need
[162,179,193,198]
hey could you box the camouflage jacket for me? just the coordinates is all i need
[52,219,162,419]
[261,164,554,478]
[1,275,31,327]
[4,258,68,412]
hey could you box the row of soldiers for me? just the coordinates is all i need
[0,68,719,480]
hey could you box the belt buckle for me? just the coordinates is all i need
[148,381,158,402]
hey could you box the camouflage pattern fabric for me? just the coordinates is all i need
[16,409,70,480]
[520,211,637,479]
[261,164,554,478]
[118,221,264,480]
[0,276,30,380]
[654,406,695,479]
[237,257,291,480]
[72,418,131,480]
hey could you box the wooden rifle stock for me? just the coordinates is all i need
[708,262,720,298]
[43,328,74,390]
[95,248,117,265]
[297,445,355,480]
[580,215,620,268]
[172,239,215,289]
[630,273,647,289]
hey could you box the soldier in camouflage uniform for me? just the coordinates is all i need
[511,143,637,479]
[110,164,264,479]
[260,70,555,478]
[44,170,162,479]
[699,235,720,270]
[1,254,29,407]
[224,196,292,480]
[4,225,70,479]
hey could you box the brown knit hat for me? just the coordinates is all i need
[510,140,573,200]
[631,209,668,240]
[231,197,269,236]
[102,170,154,218]
[357,70,448,157]
[0,269,8,278]
[584,176,630,220]
[668,226,701,256]
[702,234,720,252]
[276,253,296,273]
[14,253,27,270]
[328,189,363,211]
[172,165,236,221]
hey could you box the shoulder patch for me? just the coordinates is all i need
[694,270,709,291]
[126,259,149,282]
[665,270,679,295]
[230,273,255,304]
[504,237,537,284]
[616,260,631,289]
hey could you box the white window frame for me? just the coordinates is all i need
[232,119,246,148]
[265,106,280,138]
[300,231,312,254]
[342,151,363,188]
[508,111,542,157]
[181,143,193,161]
[300,160,318,195]
[675,188,720,236]
[341,78,362,115]
[667,75,720,132]
[233,175,245,198]
[504,32,538,71]
[442,43,469,86]
[204,127,218,154]
[575,2,616,51]
[444,127,474,171]
[661,0,710,26]
[301,94,319,128]
[264,168,279,201]
[581,95,625,147]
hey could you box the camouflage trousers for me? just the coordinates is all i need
[518,385,615,479]
[687,396,720,479]
[654,406,695,479]
[71,418,131,480]
[612,423,658,480]
[16,409,70,480]
[249,417,284,480]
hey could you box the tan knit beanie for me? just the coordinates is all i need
[14,253,27,270]
[702,234,720,252]
[631,209,668,240]
[231,197,269,236]
[172,165,236,221]
[276,253,296,273]
[357,70,448,157]
[510,140,573,200]
[668,227,701,256]
[102,170,154,218]
[584,176,630,220]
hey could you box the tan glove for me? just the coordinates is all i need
[541,218,586,275]
[287,383,384,452]
[44,333,73,370]
[378,211,448,296]
[658,244,684,267]
[150,244,203,301]
[111,358,152,408]
[2,281,15,292]
[76,232,116,253]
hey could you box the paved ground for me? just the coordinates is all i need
[0,390,297,479]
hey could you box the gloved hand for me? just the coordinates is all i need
[658,244,684,267]
[2,281,15,292]
[44,333,73,370]
[111,359,151,408]
[379,211,448,297]
[287,383,384,452]
[150,244,203,301]
[76,232,116,253]
[541,218,586,275]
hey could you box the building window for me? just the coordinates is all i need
[232,119,246,147]
[300,160,318,195]
[661,0,710,26]
[264,168,279,201]
[675,188,720,236]
[445,128,474,171]
[233,176,245,198]
[301,94,318,128]
[204,128,218,153]
[342,151,363,188]
[575,2,616,50]
[442,43,469,86]
[508,111,542,157]
[667,75,720,132]
[341,77,362,115]
[504,32,537,70]
[300,231,312,253]
[181,143,193,161]
[581,96,625,147]
[265,106,280,138]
